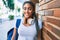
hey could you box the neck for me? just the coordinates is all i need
[23,17,33,25]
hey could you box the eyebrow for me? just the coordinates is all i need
[23,6,33,9]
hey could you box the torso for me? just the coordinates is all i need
[18,18,37,40]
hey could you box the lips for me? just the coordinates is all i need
[26,12,29,15]
[24,13,29,18]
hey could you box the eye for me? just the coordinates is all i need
[28,8,32,10]
[23,7,26,10]
[23,7,33,11]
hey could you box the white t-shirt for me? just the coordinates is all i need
[14,18,42,40]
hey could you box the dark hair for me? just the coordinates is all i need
[23,1,35,11]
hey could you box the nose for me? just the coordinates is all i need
[25,9,29,13]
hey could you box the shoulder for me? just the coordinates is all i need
[36,13,42,20]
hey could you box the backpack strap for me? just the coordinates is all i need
[16,19,21,29]
[35,18,42,40]
[35,18,39,35]
[7,19,21,40]
[15,19,21,40]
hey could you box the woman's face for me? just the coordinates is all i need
[23,3,34,18]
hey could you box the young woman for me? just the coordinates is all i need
[12,1,42,40]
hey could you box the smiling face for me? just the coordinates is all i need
[23,3,34,19]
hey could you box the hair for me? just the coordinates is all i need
[23,1,35,11]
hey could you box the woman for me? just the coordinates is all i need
[12,1,42,40]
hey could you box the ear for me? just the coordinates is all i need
[22,13,24,17]
[22,10,24,17]
[22,11,24,17]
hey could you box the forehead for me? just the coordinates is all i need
[23,3,33,8]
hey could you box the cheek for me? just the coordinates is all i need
[29,10,33,15]
[24,10,33,15]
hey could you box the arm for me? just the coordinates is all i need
[37,29,42,40]
[11,28,16,40]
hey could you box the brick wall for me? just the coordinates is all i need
[38,0,60,40]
